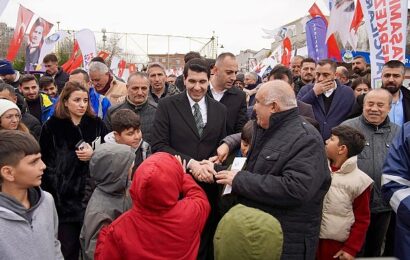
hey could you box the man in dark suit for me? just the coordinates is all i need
[151,58,227,260]
[208,52,248,135]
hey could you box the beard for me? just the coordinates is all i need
[353,67,363,74]
[382,84,401,94]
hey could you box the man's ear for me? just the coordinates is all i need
[0,166,15,182]
[113,131,120,142]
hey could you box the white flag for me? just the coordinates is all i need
[75,29,96,71]
[38,31,68,65]
[326,0,358,48]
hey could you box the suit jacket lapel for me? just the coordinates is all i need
[175,92,200,138]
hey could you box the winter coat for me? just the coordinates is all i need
[0,187,64,260]
[297,80,355,140]
[39,115,108,223]
[95,152,210,260]
[80,143,135,260]
[104,98,157,144]
[214,204,283,260]
[342,115,399,213]
[104,78,127,105]
[44,67,69,93]
[89,87,111,119]
[232,108,331,260]
[382,122,410,260]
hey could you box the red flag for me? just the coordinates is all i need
[128,63,136,73]
[97,50,110,60]
[350,0,363,33]
[308,3,341,61]
[62,40,83,73]
[6,5,34,61]
[118,60,126,78]
[281,37,292,66]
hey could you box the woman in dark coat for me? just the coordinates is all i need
[40,81,108,260]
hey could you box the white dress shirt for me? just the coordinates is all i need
[187,92,207,125]
[209,82,226,102]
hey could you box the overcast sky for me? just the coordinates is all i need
[0,0,337,56]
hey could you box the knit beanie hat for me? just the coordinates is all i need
[0,60,15,76]
[0,99,20,117]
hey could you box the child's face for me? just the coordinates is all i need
[1,153,45,187]
[325,135,341,161]
[43,84,57,98]
[240,140,250,157]
[115,128,142,149]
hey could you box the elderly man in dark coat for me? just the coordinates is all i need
[216,80,331,260]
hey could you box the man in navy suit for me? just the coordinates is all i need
[151,58,227,260]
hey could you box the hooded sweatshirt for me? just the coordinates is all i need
[80,143,135,260]
[214,204,283,260]
[95,152,210,260]
[0,187,63,260]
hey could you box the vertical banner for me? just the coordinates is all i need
[0,0,9,18]
[359,0,408,88]
[128,63,136,74]
[25,17,54,72]
[75,29,96,71]
[62,40,83,73]
[306,16,328,61]
[38,31,68,68]
[326,0,357,48]
[281,37,292,66]
[118,60,126,78]
[6,5,34,62]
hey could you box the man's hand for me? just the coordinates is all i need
[188,160,215,183]
[209,143,230,163]
[215,170,238,186]
[312,79,335,96]
[333,250,354,260]
[76,143,93,161]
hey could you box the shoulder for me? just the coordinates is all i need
[207,96,227,111]
[341,116,361,127]
[300,83,314,92]
[108,101,129,114]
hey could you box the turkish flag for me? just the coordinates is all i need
[128,63,136,74]
[118,60,126,78]
[62,40,83,73]
[350,0,363,33]
[97,50,110,60]
[308,3,341,61]
[6,5,34,61]
[281,37,292,66]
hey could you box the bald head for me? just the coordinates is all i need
[260,80,297,110]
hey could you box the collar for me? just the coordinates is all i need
[209,82,226,95]
[186,92,206,108]
[392,89,403,104]
[360,114,391,130]
[331,156,358,175]
[323,81,337,97]
[150,83,168,98]
[126,96,148,110]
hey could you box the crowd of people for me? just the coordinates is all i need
[0,50,410,260]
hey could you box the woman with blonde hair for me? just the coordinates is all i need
[40,81,108,260]
[0,99,29,133]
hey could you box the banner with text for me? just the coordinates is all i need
[359,0,408,88]
[75,29,96,71]
[306,16,328,61]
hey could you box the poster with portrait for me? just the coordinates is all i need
[24,17,53,72]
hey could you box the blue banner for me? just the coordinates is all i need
[305,16,328,62]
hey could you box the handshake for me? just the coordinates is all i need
[188,159,217,183]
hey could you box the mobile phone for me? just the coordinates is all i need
[75,140,86,151]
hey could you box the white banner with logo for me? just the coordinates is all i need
[75,29,96,71]
[38,31,68,66]
[359,0,408,88]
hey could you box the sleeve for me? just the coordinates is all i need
[150,100,193,163]
[232,134,330,207]
[30,117,42,140]
[234,92,248,133]
[102,98,111,120]
[382,124,410,216]
[94,226,122,260]
[222,133,241,153]
[296,85,318,105]
[103,108,113,132]
[39,123,58,196]
[51,195,64,260]
[180,173,211,232]
[342,186,371,256]
[82,212,113,260]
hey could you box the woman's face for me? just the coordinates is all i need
[354,83,370,97]
[0,109,21,130]
[64,90,88,119]
[31,25,44,45]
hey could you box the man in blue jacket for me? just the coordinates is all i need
[382,122,410,259]
[297,59,355,140]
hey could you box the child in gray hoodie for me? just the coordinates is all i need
[0,130,63,260]
[80,142,135,260]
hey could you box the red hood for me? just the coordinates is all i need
[130,152,184,212]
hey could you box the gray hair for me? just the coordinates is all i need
[147,62,166,75]
[336,66,349,78]
[262,80,297,110]
[88,61,109,74]
[245,72,258,81]
[364,88,393,107]
[127,72,149,84]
